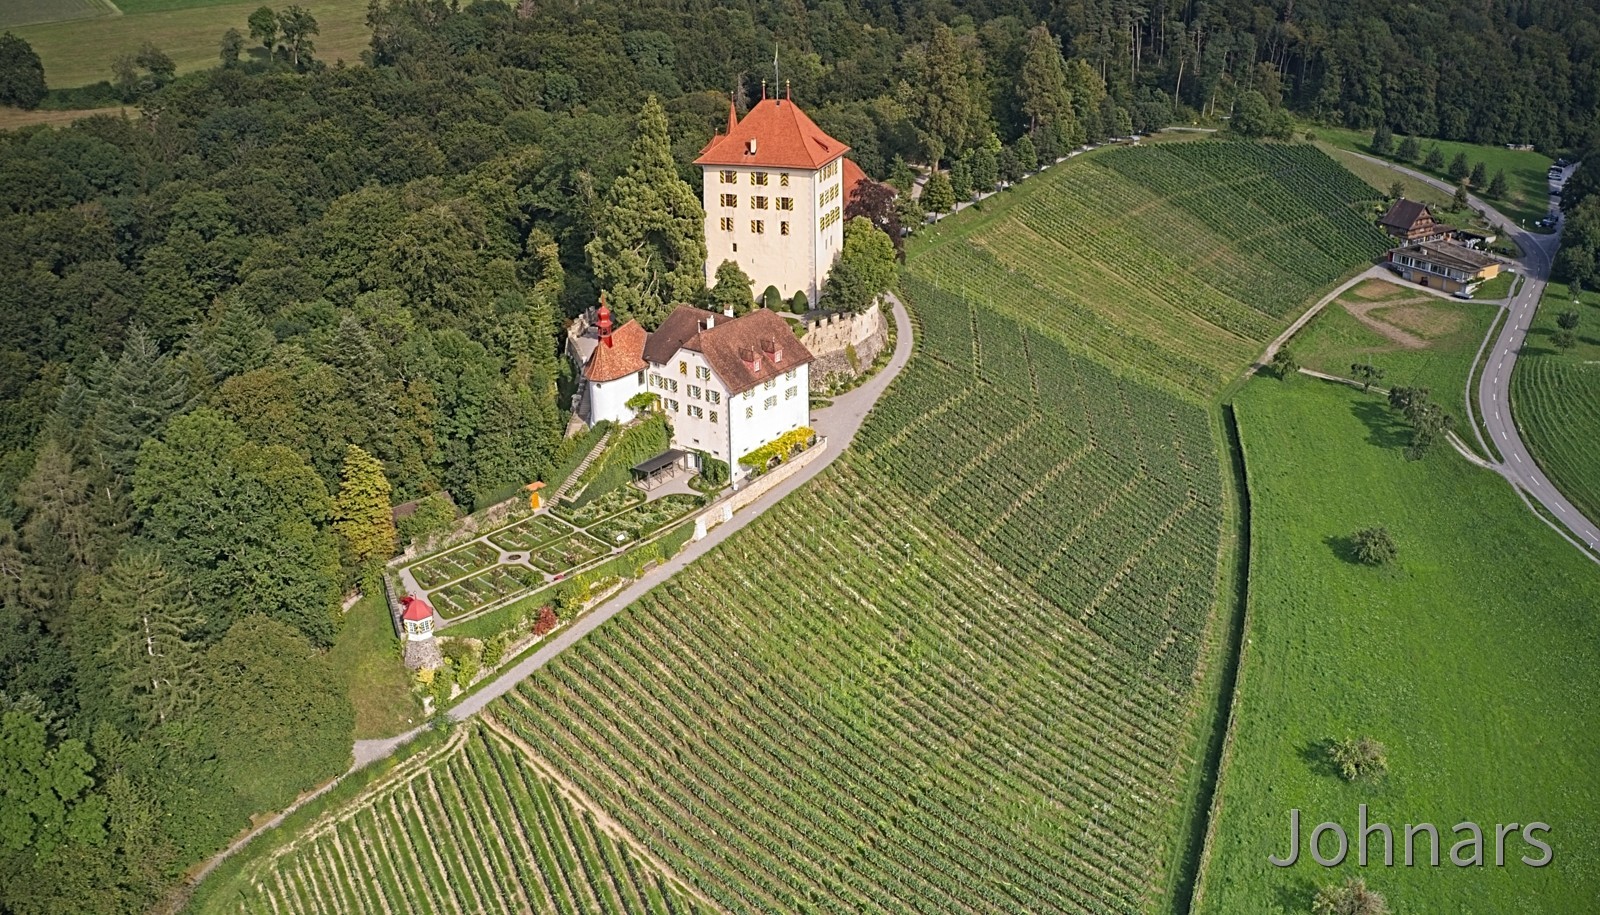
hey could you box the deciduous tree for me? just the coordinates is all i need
[332,444,396,571]
[0,32,46,110]
[711,259,755,315]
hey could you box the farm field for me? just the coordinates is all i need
[1510,280,1600,525]
[1288,277,1501,400]
[1309,124,1555,228]
[1201,378,1600,914]
[188,725,716,915]
[10,0,372,89]
[908,140,1391,394]
[0,0,115,29]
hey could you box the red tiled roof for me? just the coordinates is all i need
[641,306,718,367]
[842,158,870,203]
[694,98,850,170]
[584,318,648,383]
[401,596,434,622]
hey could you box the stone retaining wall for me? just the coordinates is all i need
[803,302,887,391]
[692,437,829,539]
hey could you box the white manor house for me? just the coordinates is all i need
[577,301,813,482]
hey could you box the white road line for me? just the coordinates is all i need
[1516,454,1523,463]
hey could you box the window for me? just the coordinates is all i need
[820,206,841,230]
[719,217,734,231]
[752,196,768,210]
[688,384,702,399]
[668,379,679,393]
[764,379,776,390]
[750,220,764,234]
[764,395,777,409]
[784,369,795,381]
[720,170,737,184]
[667,399,679,412]
[709,411,718,423]
[707,390,721,404]
[780,221,790,236]
[785,386,797,400]
[779,173,790,186]
[745,406,753,419]
[744,389,753,400]
[688,405,704,419]
[777,197,794,211]
[821,161,839,181]
[649,373,662,387]
[695,366,710,380]
[720,193,738,208]
[678,361,687,375]
[751,172,768,186]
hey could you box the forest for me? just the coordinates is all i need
[1,0,1598,912]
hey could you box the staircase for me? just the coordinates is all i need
[549,430,612,505]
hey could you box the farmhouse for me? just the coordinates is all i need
[1386,241,1502,295]
[695,91,869,306]
[1378,198,1450,244]
[579,300,813,482]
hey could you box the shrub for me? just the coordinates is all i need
[533,605,558,636]
[397,492,458,548]
[738,427,817,475]
[1351,526,1397,566]
[762,285,783,310]
[1328,736,1389,782]
[696,451,730,485]
[482,632,508,667]
[1313,876,1389,915]
[789,290,810,314]
[1270,347,1298,380]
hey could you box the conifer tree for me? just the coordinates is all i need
[185,296,273,381]
[971,146,999,195]
[1396,135,1421,161]
[586,96,707,328]
[949,158,974,200]
[332,444,396,571]
[97,549,202,729]
[888,156,916,194]
[93,325,192,478]
[922,171,956,212]
[1469,161,1487,187]
[1487,169,1508,197]
[1018,25,1071,135]
[1015,134,1038,172]
[1424,146,1445,170]
[911,24,984,164]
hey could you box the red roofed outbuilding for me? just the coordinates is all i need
[401,595,435,641]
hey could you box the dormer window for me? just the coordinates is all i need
[745,138,758,155]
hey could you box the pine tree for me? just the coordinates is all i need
[1487,169,1509,198]
[1018,25,1071,135]
[93,324,192,477]
[1447,151,1470,180]
[332,444,396,571]
[1397,136,1421,161]
[711,260,755,315]
[887,156,916,194]
[1469,161,1487,187]
[185,295,273,381]
[585,96,708,328]
[1370,124,1393,156]
[911,24,983,163]
[97,549,202,729]
[922,171,956,212]
[1015,134,1038,172]
[1424,146,1445,170]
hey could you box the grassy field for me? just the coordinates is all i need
[11,0,371,89]
[909,140,1390,395]
[1200,378,1600,914]
[1287,277,1502,400]
[1509,280,1600,525]
[190,724,716,915]
[1309,124,1554,229]
[0,104,135,131]
[327,591,423,740]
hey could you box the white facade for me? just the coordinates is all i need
[586,373,644,426]
[702,160,844,306]
[648,350,810,482]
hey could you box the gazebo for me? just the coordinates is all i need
[631,449,690,490]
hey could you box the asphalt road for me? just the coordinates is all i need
[1348,151,1600,558]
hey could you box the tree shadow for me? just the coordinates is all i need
[1349,398,1409,450]
[1324,534,1360,565]
[1299,738,1342,779]
[1273,877,1320,913]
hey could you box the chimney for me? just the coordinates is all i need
[702,315,715,331]
[723,304,735,318]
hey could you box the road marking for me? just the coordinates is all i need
[1516,454,1523,463]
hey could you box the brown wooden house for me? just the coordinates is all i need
[1378,198,1449,243]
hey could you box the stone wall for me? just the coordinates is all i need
[801,302,887,391]
[692,436,829,539]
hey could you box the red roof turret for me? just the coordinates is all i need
[401,596,434,622]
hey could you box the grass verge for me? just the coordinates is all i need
[327,590,423,740]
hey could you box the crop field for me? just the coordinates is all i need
[0,0,115,29]
[10,0,373,89]
[1201,379,1600,913]
[1510,281,1600,524]
[908,141,1390,394]
[192,726,715,915]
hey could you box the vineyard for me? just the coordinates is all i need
[1509,281,1600,528]
[192,726,714,915]
[908,141,1390,394]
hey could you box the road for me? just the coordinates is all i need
[1345,151,1600,559]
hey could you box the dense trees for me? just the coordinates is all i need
[0,32,46,110]
[823,217,898,313]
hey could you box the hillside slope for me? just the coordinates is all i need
[908,141,1390,395]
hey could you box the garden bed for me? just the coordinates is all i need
[587,494,706,547]
[553,486,644,527]
[486,514,572,552]
[430,564,545,618]
[528,532,611,573]
[410,540,502,590]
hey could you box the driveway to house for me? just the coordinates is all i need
[1344,151,1599,558]
[448,295,915,721]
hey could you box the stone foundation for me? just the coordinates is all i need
[802,302,887,392]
